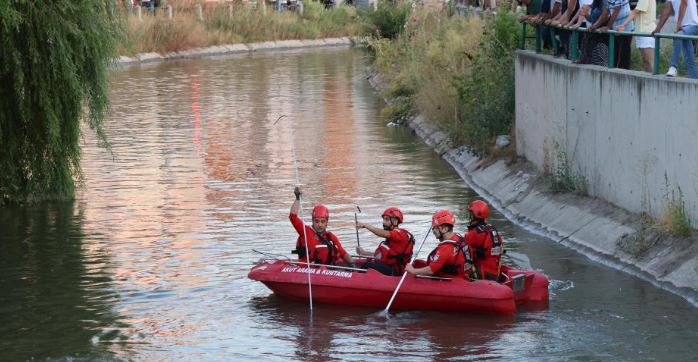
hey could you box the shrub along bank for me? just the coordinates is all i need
[368,6,521,156]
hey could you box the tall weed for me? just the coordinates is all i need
[369,9,520,156]
[362,2,411,39]
[453,11,520,155]
[120,4,368,55]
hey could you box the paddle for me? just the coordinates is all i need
[384,223,432,313]
[354,205,361,249]
[277,114,313,311]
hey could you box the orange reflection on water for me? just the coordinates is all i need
[319,69,358,207]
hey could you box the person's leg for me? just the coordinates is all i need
[619,36,632,69]
[682,39,697,78]
[558,29,570,56]
[636,37,655,73]
[682,25,698,78]
[542,26,552,49]
[362,262,397,276]
[671,37,682,69]
[640,48,653,72]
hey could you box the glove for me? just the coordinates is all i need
[293,186,302,200]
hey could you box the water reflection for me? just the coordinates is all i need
[249,295,516,361]
[2,47,698,360]
[0,202,121,359]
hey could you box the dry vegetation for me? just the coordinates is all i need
[119,0,369,55]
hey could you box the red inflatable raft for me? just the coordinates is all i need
[248,259,549,314]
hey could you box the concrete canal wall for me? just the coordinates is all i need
[515,50,698,228]
[369,50,698,305]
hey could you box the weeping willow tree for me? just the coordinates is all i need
[0,1,121,205]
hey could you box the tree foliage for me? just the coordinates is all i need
[0,1,120,205]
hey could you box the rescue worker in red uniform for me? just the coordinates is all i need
[355,207,415,276]
[405,210,472,279]
[290,187,355,266]
[465,200,504,281]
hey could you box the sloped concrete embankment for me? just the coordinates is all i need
[368,73,698,306]
[116,37,362,66]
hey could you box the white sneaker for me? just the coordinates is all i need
[666,66,677,77]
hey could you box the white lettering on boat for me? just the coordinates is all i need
[281,266,353,278]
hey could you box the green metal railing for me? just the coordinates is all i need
[520,21,698,75]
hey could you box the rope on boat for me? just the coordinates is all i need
[252,249,291,261]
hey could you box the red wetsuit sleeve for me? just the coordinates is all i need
[289,213,306,236]
[428,244,455,273]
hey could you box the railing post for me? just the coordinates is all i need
[166,4,173,19]
[571,30,579,61]
[229,4,234,18]
[609,33,615,68]
[551,27,559,55]
[136,5,142,21]
[653,37,661,75]
[536,26,542,53]
[520,23,527,50]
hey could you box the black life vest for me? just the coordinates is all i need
[292,231,339,265]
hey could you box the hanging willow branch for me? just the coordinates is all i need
[0,1,121,205]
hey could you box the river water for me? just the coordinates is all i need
[1,47,697,361]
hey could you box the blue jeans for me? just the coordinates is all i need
[670,24,698,79]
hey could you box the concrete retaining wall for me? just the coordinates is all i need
[116,37,361,67]
[370,60,698,305]
[515,50,698,226]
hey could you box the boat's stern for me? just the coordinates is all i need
[504,268,549,308]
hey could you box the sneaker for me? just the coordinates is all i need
[666,66,677,77]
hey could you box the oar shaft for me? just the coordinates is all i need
[286,115,312,311]
[354,212,361,248]
[384,224,431,313]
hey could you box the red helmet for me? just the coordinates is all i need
[382,207,404,224]
[468,200,489,220]
[432,210,456,228]
[312,204,330,219]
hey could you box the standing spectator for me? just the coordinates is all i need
[546,0,580,55]
[653,0,698,78]
[602,0,634,69]
[567,0,594,30]
[617,0,656,72]
[580,0,611,65]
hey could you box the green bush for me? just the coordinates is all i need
[362,2,410,39]
[659,175,692,237]
[453,11,520,155]
[548,148,586,195]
